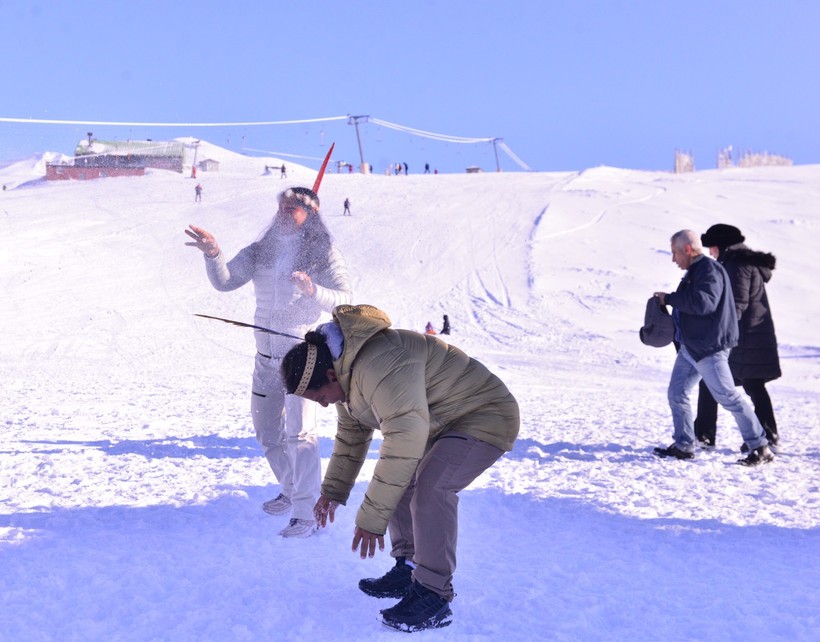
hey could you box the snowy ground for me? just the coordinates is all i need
[1,143,819,641]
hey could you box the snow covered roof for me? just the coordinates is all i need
[74,139,185,158]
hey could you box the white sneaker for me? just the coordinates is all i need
[279,518,317,538]
[262,493,292,516]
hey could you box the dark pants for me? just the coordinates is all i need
[387,432,505,601]
[695,378,778,445]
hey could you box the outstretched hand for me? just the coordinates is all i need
[185,224,220,258]
[352,526,385,559]
[314,496,340,529]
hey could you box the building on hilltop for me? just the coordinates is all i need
[198,158,220,172]
[46,137,186,181]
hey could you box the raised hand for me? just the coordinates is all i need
[185,224,220,258]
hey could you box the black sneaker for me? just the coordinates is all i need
[653,444,695,460]
[697,436,715,448]
[738,444,774,467]
[381,581,453,632]
[741,435,779,454]
[359,557,413,598]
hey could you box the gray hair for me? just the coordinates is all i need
[671,229,702,254]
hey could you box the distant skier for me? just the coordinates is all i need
[281,164,287,179]
[440,314,450,335]
[194,183,203,202]
[425,321,436,335]
[343,198,351,216]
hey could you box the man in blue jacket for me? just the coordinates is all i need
[653,230,773,466]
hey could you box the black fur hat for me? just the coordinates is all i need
[701,224,744,248]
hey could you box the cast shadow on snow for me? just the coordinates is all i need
[509,437,649,462]
[1,486,817,642]
[3,484,818,554]
[3,483,818,549]
[14,434,363,460]
[509,437,820,462]
[15,434,820,466]
[14,435,663,464]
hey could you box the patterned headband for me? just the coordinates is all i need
[281,188,319,212]
[294,344,318,396]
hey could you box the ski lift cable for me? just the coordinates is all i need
[498,141,532,171]
[369,118,494,144]
[2,113,533,170]
[242,147,327,161]
[0,116,349,127]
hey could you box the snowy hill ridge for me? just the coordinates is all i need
[1,140,819,641]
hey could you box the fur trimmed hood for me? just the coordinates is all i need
[721,244,776,282]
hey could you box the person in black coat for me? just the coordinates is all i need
[694,224,781,448]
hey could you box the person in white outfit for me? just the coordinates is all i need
[185,186,352,537]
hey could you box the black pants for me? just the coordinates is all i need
[694,378,778,445]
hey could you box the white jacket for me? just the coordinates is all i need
[205,232,352,357]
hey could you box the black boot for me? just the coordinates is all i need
[653,444,695,460]
[359,557,413,598]
[741,433,780,454]
[381,581,453,632]
[738,444,774,466]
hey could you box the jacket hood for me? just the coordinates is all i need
[331,304,392,393]
[722,244,777,282]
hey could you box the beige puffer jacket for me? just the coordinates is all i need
[321,304,519,535]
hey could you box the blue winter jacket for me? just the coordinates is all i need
[666,255,738,362]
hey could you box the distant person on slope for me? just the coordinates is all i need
[279,304,520,632]
[184,186,352,538]
[693,224,781,450]
[440,315,450,335]
[194,183,203,202]
[652,230,773,466]
[343,197,351,216]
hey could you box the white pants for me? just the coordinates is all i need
[251,353,321,520]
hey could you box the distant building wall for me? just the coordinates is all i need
[674,150,695,173]
[75,139,184,173]
[198,158,220,172]
[46,164,145,181]
[717,146,734,169]
[737,151,793,168]
[145,157,183,172]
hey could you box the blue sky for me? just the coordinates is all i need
[2,0,818,173]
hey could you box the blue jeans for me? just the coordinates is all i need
[667,346,767,453]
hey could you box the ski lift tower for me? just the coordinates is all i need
[492,138,503,172]
[190,140,201,178]
[348,115,370,174]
